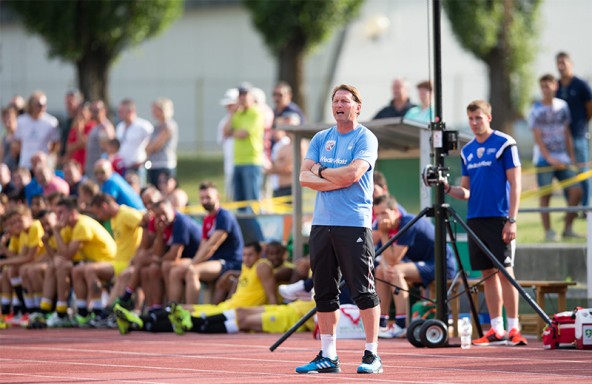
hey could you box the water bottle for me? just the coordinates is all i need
[460,317,472,349]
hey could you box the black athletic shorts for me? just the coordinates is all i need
[467,217,515,271]
[308,225,379,312]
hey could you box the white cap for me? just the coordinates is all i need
[220,88,239,106]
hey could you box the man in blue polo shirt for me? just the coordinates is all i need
[93,158,144,210]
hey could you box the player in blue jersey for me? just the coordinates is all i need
[295,84,382,375]
[444,100,527,347]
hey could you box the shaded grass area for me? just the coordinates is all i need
[176,153,225,206]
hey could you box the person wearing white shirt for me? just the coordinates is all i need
[115,99,154,185]
[14,91,60,170]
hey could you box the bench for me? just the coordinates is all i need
[428,279,576,338]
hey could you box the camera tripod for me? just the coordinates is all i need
[270,196,553,351]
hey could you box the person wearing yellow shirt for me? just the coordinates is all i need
[0,206,43,324]
[48,197,116,327]
[27,209,74,328]
[87,193,143,324]
[114,242,278,334]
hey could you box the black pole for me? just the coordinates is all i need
[431,0,448,326]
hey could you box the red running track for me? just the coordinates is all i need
[1,327,592,383]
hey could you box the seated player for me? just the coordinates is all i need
[373,194,457,338]
[114,242,278,334]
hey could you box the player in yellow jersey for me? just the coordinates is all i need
[0,206,43,325]
[47,197,116,327]
[114,242,278,334]
[84,193,143,326]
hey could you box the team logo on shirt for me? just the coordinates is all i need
[476,147,485,158]
[325,140,336,151]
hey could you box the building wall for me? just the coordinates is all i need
[0,0,590,153]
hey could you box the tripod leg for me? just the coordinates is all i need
[447,208,553,326]
[445,216,483,337]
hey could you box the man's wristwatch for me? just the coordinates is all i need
[318,165,327,179]
[507,217,517,224]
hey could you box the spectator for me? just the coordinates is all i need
[93,158,144,210]
[59,89,83,167]
[1,105,20,172]
[373,78,416,119]
[105,138,126,176]
[0,163,16,197]
[223,83,265,211]
[265,126,307,199]
[14,91,60,170]
[146,98,178,187]
[64,102,95,170]
[115,98,154,184]
[252,87,275,164]
[373,194,457,338]
[8,95,26,116]
[33,163,70,197]
[217,88,239,200]
[10,167,32,205]
[170,181,243,304]
[556,52,592,210]
[62,160,84,197]
[272,81,305,128]
[529,73,582,240]
[85,100,115,180]
[265,82,307,200]
[157,173,189,209]
[77,178,99,213]
[125,170,142,195]
[404,80,433,123]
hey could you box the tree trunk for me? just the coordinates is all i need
[278,41,306,117]
[486,0,517,136]
[76,51,111,109]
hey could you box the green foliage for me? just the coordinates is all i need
[7,0,184,64]
[242,0,364,55]
[442,0,542,113]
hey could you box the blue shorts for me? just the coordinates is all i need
[536,164,578,191]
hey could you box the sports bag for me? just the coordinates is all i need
[542,307,581,350]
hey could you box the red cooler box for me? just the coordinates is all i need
[575,308,592,350]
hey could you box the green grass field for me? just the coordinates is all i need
[176,154,588,245]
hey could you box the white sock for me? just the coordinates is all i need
[506,317,519,332]
[320,334,337,360]
[490,316,504,334]
[223,309,236,321]
[365,342,378,355]
[76,299,87,312]
[224,319,239,333]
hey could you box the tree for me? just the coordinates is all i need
[443,0,542,133]
[243,0,364,115]
[7,0,184,107]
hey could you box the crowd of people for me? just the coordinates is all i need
[0,80,310,330]
[0,50,589,376]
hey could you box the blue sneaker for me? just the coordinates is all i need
[357,350,383,374]
[295,351,341,374]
